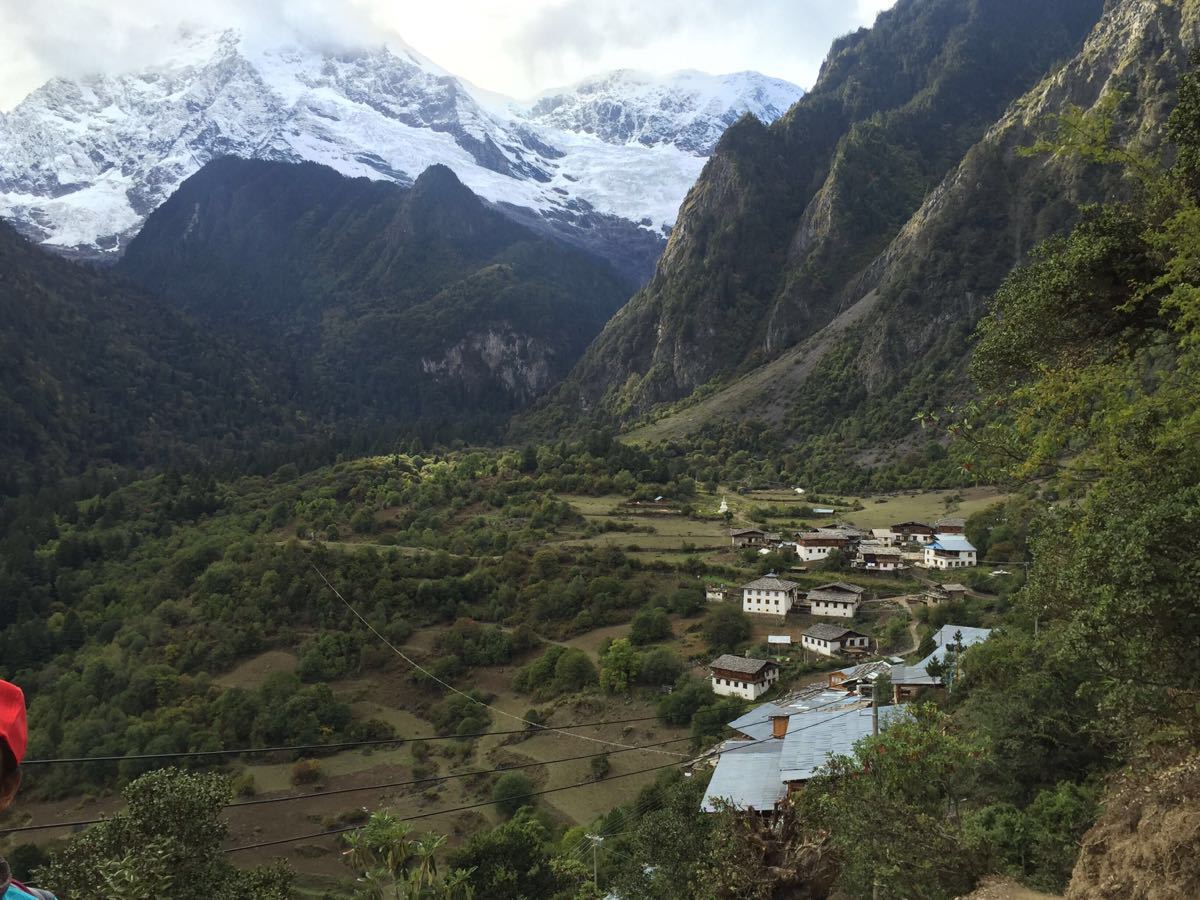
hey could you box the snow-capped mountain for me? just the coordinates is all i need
[0,29,803,266]
[525,69,804,155]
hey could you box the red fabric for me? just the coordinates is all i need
[0,681,27,765]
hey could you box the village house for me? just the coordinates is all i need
[923,535,979,569]
[701,702,908,812]
[794,528,851,562]
[891,623,993,701]
[705,584,728,603]
[924,582,969,604]
[827,660,893,694]
[709,654,780,700]
[730,528,770,548]
[870,528,895,547]
[742,574,801,615]
[854,542,905,571]
[801,623,871,657]
[935,516,967,534]
[889,521,937,544]
[806,581,865,619]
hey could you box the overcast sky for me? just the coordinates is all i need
[0,0,897,110]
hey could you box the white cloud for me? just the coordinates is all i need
[0,0,899,110]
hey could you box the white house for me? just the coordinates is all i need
[742,575,801,615]
[709,654,780,700]
[801,624,871,657]
[706,585,728,602]
[794,529,851,562]
[870,528,895,547]
[807,582,865,618]
[923,535,978,569]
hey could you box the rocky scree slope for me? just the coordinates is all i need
[117,157,631,433]
[0,28,800,283]
[523,0,1108,439]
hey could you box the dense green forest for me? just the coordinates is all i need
[119,159,632,433]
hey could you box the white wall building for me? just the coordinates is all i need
[709,654,780,700]
[742,575,801,615]
[806,582,865,619]
[923,535,978,569]
[801,624,871,657]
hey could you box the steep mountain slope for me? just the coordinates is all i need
[0,220,307,492]
[0,28,800,282]
[614,0,1196,468]
[117,157,631,431]
[527,0,1107,433]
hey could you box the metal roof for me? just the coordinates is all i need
[830,660,893,682]
[928,535,977,552]
[778,705,909,782]
[932,625,992,649]
[767,635,792,645]
[889,664,943,686]
[742,575,800,592]
[803,623,862,642]
[726,702,797,740]
[808,582,865,595]
[940,583,969,592]
[730,528,766,536]
[700,740,787,812]
[726,692,863,740]
[709,654,776,675]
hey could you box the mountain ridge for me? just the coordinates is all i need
[518,0,1111,453]
[0,28,801,283]
[116,157,632,433]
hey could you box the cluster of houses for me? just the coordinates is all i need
[730,517,978,570]
[700,624,993,813]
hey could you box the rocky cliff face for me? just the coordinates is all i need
[526,0,1108,432]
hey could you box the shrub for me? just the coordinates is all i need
[493,772,536,816]
[290,759,322,786]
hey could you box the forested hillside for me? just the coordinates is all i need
[119,159,632,440]
[0,221,319,494]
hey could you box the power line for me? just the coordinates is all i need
[224,756,685,853]
[227,732,697,809]
[21,714,662,766]
[0,731,699,837]
[310,564,688,759]
[225,704,877,854]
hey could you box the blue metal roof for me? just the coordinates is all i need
[726,692,861,740]
[777,705,909,782]
[932,625,992,648]
[928,535,977,552]
[700,740,787,812]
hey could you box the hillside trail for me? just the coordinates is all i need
[958,876,1062,900]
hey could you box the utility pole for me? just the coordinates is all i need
[586,833,603,890]
[871,680,879,736]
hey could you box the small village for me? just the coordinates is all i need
[699,518,989,814]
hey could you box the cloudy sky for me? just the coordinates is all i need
[0,0,897,110]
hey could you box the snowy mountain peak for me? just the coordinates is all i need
[0,27,802,263]
[525,69,804,154]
